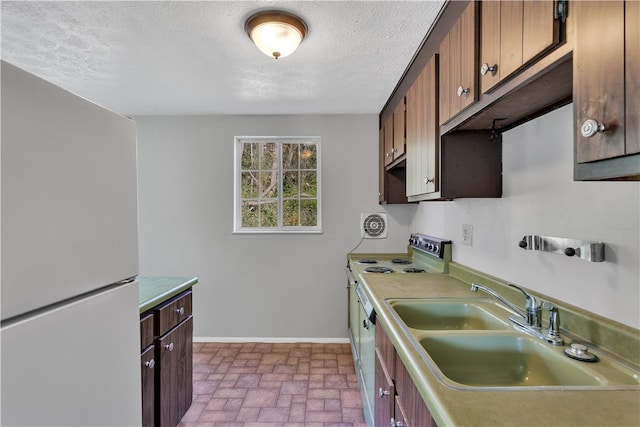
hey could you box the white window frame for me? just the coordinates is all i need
[233,136,322,234]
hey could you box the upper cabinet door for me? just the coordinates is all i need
[522,1,559,63]
[378,127,386,203]
[393,97,406,159]
[459,2,478,113]
[438,32,452,124]
[440,1,478,124]
[383,114,394,166]
[499,1,524,78]
[574,0,639,180]
[406,55,439,197]
[626,0,639,154]
[574,1,626,163]
[480,0,560,94]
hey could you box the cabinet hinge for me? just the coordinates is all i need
[554,0,568,23]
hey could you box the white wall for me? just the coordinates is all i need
[136,115,415,339]
[412,104,640,329]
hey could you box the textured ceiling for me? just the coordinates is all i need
[1,1,445,116]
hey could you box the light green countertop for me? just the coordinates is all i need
[349,256,640,427]
[138,276,198,313]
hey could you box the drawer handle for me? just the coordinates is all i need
[145,359,155,369]
[378,387,390,398]
[176,306,185,316]
[165,342,174,352]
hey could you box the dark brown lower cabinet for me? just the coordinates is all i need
[394,350,437,427]
[157,316,193,427]
[374,347,394,425]
[375,322,437,427]
[140,313,156,427]
[141,345,156,427]
[141,289,193,427]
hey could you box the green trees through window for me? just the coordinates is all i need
[235,137,321,232]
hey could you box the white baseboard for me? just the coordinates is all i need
[194,336,350,344]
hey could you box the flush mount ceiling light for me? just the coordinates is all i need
[245,10,307,59]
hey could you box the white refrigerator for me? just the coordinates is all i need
[1,61,142,426]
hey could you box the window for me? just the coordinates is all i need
[234,136,321,233]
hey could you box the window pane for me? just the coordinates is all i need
[260,171,278,199]
[283,171,299,197]
[300,144,317,169]
[300,199,317,226]
[283,200,299,226]
[300,171,317,198]
[241,201,259,227]
[241,172,258,198]
[282,144,299,169]
[260,142,278,170]
[260,200,278,227]
[241,143,259,170]
[235,137,320,232]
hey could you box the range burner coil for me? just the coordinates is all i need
[364,266,394,274]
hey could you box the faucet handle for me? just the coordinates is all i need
[507,283,539,309]
[508,283,542,328]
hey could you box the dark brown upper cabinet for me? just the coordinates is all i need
[383,98,407,167]
[379,119,408,205]
[439,1,479,125]
[480,0,560,94]
[573,0,640,180]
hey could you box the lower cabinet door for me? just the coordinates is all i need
[374,348,394,426]
[141,345,155,427]
[157,316,193,427]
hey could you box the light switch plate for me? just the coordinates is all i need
[462,224,473,246]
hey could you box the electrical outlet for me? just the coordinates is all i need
[462,224,473,246]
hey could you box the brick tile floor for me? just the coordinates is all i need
[179,342,367,427]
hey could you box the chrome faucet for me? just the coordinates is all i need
[470,282,563,345]
[470,283,527,320]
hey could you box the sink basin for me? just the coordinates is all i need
[384,298,640,390]
[388,299,510,331]
[420,334,626,388]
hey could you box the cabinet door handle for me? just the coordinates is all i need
[145,359,155,369]
[457,86,470,97]
[480,63,497,76]
[378,387,390,398]
[176,306,185,316]
[165,342,174,352]
[424,177,434,184]
[580,119,606,138]
[390,418,406,427]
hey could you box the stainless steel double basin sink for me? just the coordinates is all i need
[384,298,640,390]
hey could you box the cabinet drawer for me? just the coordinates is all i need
[140,313,154,350]
[155,290,192,336]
